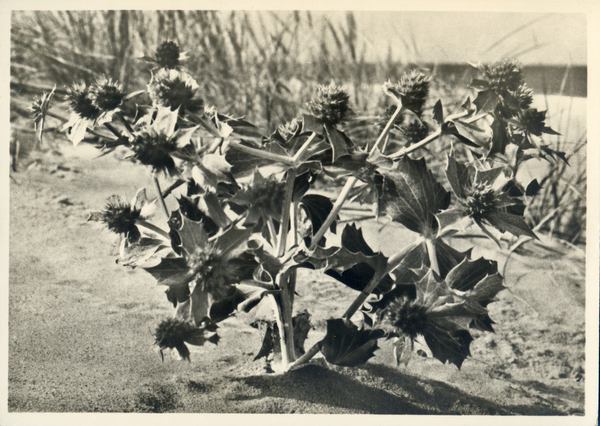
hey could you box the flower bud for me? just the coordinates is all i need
[307,81,352,126]
[155,41,181,69]
[383,70,430,116]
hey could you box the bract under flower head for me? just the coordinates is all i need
[307,81,353,126]
[147,68,203,113]
[517,107,550,137]
[444,155,536,240]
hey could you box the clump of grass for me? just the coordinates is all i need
[133,383,179,413]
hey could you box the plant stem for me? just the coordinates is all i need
[153,177,169,219]
[267,218,278,246]
[270,271,296,370]
[309,176,358,251]
[292,132,317,165]
[425,238,440,275]
[228,140,295,166]
[277,169,297,258]
[369,103,402,156]
[289,343,320,370]
[161,179,186,199]
[389,128,442,159]
[135,219,170,240]
[289,239,421,370]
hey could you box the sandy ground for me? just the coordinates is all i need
[6,142,588,418]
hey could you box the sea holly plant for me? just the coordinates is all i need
[35,41,563,373]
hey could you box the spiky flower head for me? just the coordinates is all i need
[147,68,203,113]
[65,81,101,120]
[386,295,429,339]
[131,130,179,175]
[464,182,498,222]
[155,41,181,69]
[89,75,125,112]
[480,58,524,93]
[92,195,142,242]
[383,70,431,116]
[307,81,353,126]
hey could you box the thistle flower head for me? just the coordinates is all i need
[186,246,239,300]
[65,81,101,120]
[383,70,431,116]
[155,41,181,69]
[307,81,353,126]
[131,130,178,174]
[386,295,429,339]
[147,68,203,113]
[96,195,142,241]
[464,182,497,221]
[90,75,125,112]
[481,58,524,93]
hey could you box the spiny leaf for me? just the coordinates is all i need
[472,89,499,114]
[375,156,450,235]
[445,257,498,292]
[485,211,538,239]
[294,224,388,288]
[323,124,352,162]
[423,328,474,369]
[318,319,386,367]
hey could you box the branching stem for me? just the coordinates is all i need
[152,177,169,219]
[309,176,358,251]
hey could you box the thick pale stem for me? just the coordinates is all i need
[153,177,169,219]
[425,238,440,275]
[389,128,442,159]
[270,272,296,371]
[267,218,278,246]
[388,109,488,160]
[309,176,358,251]
[289,343,320,370]
[135,219,170,240]
[228,140,294,166]
[292,132,317,165]
[277,169,297,258]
